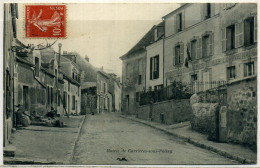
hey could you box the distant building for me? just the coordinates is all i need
[60,54,81,115]
[96,70,112,113]
[108,73,121,112]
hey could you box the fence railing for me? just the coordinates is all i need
[140,81,227,106]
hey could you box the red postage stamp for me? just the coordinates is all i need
[25,5,66,38]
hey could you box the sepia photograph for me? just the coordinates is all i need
[2,2,258,165]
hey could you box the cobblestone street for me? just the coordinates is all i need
[72,113,237,165]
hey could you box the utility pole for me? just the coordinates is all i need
[56,43,62,115]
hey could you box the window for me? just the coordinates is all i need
[244,17,255,46]
[175,45,181,64]
[206,3,211,19]
[191,40,197,60]
[191,74,198,82]
[150,55,159,80]
[191,74,198,93]
[177,13,182,32]
[136,92,139,102]
[202,35,210,58]
[226,25,235,50]
[138,75,142,85]
[103,83,106,93]
[68,82,70,91]
[227,66,236,80]
[244,62,254,77]
[72,95,75,110]
[35,57,39,77]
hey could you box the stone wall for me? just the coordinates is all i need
[137,99,192,125]
[190,103,219,140]
[226,77,257,151]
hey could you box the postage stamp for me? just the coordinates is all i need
[25,5,66,38]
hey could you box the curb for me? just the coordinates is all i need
[4,157,62,165]
[68,114,87,164]
[120,115,256,164]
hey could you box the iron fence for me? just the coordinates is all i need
[140,81,227,106]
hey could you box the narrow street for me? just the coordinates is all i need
[72,113,237,165]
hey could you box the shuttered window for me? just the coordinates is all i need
[235,21,244,48]
[226,25,235,50]
[244,17,254,46]
[197,38,202,59]
[202,33,214,58]
[150,55,159,80]
[191,40,197,60]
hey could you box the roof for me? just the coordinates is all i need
[81,82,97,90]
[120,26,154,60]
[120,22,164,60]
[97,70,111,79]
[60,71,80,86]
[41,67,55,77]
[16,56,34,67]
[162,3,189,19]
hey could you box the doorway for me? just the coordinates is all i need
[23,86,29,111]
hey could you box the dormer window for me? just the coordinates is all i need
[206,3,211,19]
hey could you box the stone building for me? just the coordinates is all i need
[108,73,121,112]
[120,26,153,115]
[96,70,112,113]
[3,3,18,146]
[60,53,81,115]
[163,3,257,148]
[146,22,165,91]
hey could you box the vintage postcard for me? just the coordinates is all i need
[2,1,258,166]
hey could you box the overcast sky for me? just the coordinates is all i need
[17,3,180,76]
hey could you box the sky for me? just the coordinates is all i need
[17,3,180,77]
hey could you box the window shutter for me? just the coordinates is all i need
[182,11,185,30]
[254,15,257,42]
[202,4,206,20]
[187,42,191,60]
[222,28,226,52]
[194,40,197,59]
[173,47,175,65]
[150,57,153,80]
[235,22,243,48]
[197,38,202,58]
[209,33,214,56]
[211,3,215,17]
[180,43,184,64]
[175,15,179,33]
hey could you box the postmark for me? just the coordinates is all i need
[25,4,66,38]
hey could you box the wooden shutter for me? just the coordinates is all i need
[222,28,226,52]
[173,47,175,65]
[197,38,202,59]
[180,43,184,64]
[209,33,214,56]
[211,3,215,17]
[254,15,257,42]
[235,21,243,48]
[187,42,191,60]
[150,57,153,80]
[182,11,185,30]
[201,4,206,20]
[175,15,179,33]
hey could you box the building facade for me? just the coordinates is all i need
[97,71,112,113]
[163,3,257,91]
[120,27,154,114]
[146,22,165,91]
